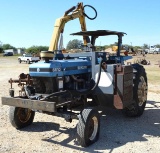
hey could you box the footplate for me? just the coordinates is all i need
[1,97,56,112]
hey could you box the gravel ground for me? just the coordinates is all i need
[0,57,160,153]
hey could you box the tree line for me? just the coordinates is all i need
[0,44,48,54]
[1,40,160,54]
[66,40,160,51]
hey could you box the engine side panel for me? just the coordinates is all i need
[29,60,91,77]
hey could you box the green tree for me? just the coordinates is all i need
[0,47,3,53]
[0,41,2,53]
[143,44,149,49]
[26,46,48,54]
[95,46,105,51]
[155,44,160,48]
[66,39,83,50]
[132,46,142,52]
[2,44,16,50]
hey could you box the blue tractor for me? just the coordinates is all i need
[1,3,147,147]
[2,30,148,147]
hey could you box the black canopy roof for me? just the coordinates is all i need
[71,30,127,37]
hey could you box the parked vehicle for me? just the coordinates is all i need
[18,54,40,64]
[144,46,160,54]
[3,52,13,56]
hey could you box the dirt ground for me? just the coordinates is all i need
[0,55,160,153]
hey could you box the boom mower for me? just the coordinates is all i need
[1,2,148,147]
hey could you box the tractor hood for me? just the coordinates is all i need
[29,59,91,77]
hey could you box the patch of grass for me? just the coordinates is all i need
[0,53,21,58]
[144,66,160,84]
[131,54,160,85]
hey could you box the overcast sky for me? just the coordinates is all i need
[0,0,160,48]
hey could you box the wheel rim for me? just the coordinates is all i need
[138,76,147,106]
[17,108,32,123]
[88,116,98,141]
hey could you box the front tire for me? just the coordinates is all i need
[123,64,148,117]
[77,108,100,147]
[9,106,35,129]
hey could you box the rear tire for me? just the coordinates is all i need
[153,51,158,54]
[18,58,21,63]
[27,60,30,64]
[141,59,147,65]
[9,106,35,129]
[123,64,148,117]
[77,108,100,147]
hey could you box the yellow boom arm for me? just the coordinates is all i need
[48,3,87,51]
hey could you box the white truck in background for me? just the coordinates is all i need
[144,46,160,54]
[18,54,40,64]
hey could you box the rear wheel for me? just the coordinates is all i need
[18,58,21,63]
[77,108,100,147]
[153,51,158,54]
[141,59,147,65]
[9,106,35,129]
[123,64,148,117]
[27,60,30,64]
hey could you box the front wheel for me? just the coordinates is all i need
[9,106,35,129]
[123,64,148,117]
[77,108,100,147]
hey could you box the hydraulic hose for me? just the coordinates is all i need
[65,6,76,15]
[90,59,103,91]
[24,86,34,99]
[83,5,97,20]
[71,75,85,83]
[64,4,97,20]
[73,59,103,94]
